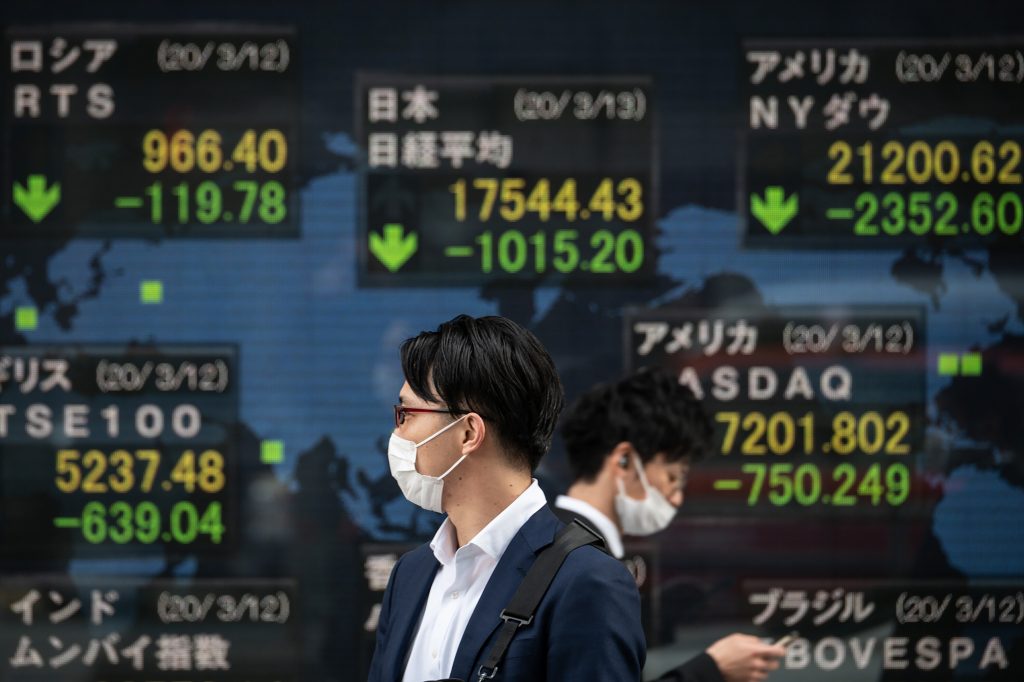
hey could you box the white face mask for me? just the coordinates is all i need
[614,455,678,536]
[387,415,468,513]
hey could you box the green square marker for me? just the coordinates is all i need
[15,306,38,331]
[261,440,284,464]
[960,353,983,376]
[937,353,959,376]
[140,280,164,304]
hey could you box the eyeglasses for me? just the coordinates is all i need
[393,404,466,428]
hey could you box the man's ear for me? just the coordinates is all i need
[460,412,487,454]
[605,441,636,479]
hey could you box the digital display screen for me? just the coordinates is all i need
[1,3,1021,681]
[4,26,299,238]
[0,345,238,556]
[743,41,1024,247]
[358,75,655,285]
[627,307,926,515]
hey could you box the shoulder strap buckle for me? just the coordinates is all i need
[499,609,533,627]
[476,663,498,680]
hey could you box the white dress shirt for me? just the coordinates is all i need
[553,494,624,559]
[401,480,548,682]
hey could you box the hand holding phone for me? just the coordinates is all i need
[772,631,800,648]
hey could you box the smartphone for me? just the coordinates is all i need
[773,631,800,648]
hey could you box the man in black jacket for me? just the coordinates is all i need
[554,368,785,682]
[369,315,645,682]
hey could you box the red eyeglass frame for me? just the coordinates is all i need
[393,404,465,428]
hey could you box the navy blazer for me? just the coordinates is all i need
[368,505,646,682]
[552,505,725,682]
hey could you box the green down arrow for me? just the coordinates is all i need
[369,223,418,272]
[13,175,61,223]
[750,186,798,235]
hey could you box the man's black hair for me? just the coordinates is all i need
[561,366,713,482]
[400,314,564,471]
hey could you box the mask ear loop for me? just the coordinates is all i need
[415,414,470,480]
[437,453,469,480]
[414,413,468,448]
[631,455,657,498]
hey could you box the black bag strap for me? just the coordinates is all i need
[475,519,604,681]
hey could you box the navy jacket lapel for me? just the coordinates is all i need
[448,506,562,681]
[389,545,440,681]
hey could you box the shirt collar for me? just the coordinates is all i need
[430,479,547,565]
[554,494,624,559]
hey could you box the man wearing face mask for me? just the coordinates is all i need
[554,368,785,682]
[368,315,645,682]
